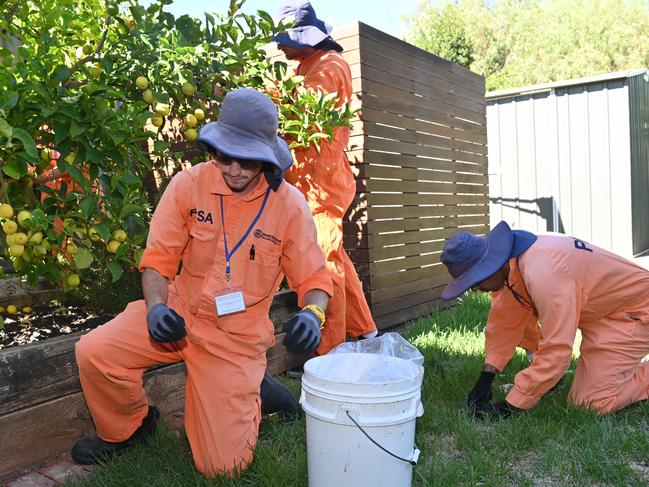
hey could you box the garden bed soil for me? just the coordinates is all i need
[0,305,113,350]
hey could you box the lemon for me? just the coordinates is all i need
[89,64,103,79]
[13,232,27,245]
[151,115,164,128]
[142,89,155,105]
[181,82,196,96]
[2,220,17,234]
[6,305,17,314]
[155,103,170,116]
[88,227,101,242]
[17,210,32,227]
[112,229,127,242]
[28,231,43,244]
[194,108,205,120]
[107,240,121,254]
[184,114,197,128]
[185,128,198,141]
[8,244,24,257]
[67,243,78,255]
[22,306,32,313]
[64,151,76,164]
[0,203,13,219]
[40,148,51,162]
[67,274,81,287]
[135,76,149,90]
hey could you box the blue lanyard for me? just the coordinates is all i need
[220,187,271,287]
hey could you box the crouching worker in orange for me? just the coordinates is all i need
[71,88,333,477]
[440,220,649,418]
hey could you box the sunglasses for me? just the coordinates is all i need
[210,150,262,172]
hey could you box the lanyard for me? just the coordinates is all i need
[220,187,271,287]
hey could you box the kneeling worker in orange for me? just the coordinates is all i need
[273,0,378,355]
[440,220,649,417]
[71,88,333,477]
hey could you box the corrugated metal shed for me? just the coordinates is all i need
[487,69,649,257]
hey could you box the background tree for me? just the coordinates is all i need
[405,0,649,91]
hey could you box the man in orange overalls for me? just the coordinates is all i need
[273,0,378,355]
[440,221,649,417]
[70,88,333,477]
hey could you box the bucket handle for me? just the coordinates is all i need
[345,410,420,466]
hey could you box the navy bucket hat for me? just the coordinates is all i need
[272,0,343,52]
[197,88,293,190]
[440,221,537,300]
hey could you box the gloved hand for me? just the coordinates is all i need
[146,303,186,342]
[473,400,523,420]
[467,371,495,409]
[282,309,321,355]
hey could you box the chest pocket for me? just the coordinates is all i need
[183,226,217,277]
[244,244,282,303]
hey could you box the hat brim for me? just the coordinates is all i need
[510,230,537,258]
[441,221,514,300]
[273,25,331,49]
[197,121,292,171]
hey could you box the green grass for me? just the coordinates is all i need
[65,292,649,486]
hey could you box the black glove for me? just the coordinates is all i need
[467,371,495,409]
[146,303,186,342]
[473,400,523,420]
[282,309,321,355]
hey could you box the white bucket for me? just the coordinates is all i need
[300,352,424,487]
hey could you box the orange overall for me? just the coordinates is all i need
[285,49,377,354]
[75,162,332,477]
[484,234,649,413]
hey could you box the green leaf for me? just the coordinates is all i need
[107,261,123,283]
[51,65,70,81]
[119,204,142,219]
[53,119,70,145]
[1,92,18,110]
[94,223,111,242]
[74,247,94,270]
[80,195,98,219]
[0,117,11,138]
[10,128,38,158]
[70,120,86,138]
[2,157,27,179]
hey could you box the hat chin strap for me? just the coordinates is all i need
[263,166,283,191]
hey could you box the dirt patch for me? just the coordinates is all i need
[0,305,113,350]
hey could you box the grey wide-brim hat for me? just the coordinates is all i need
[197,88,293,176]
[440,221,537,300]
[272,0,343,52]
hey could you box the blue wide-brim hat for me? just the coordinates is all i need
[440,221,537,300]
[272,0,343,52]
[197,88,292,174]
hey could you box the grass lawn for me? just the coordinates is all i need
[65,292,649,486]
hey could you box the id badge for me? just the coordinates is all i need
[214,287,246,316]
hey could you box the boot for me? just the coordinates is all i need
[71,405,160,465]
[260,372,299,421]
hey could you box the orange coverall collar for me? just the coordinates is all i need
[208,162,270,202]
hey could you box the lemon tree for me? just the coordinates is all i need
[0,0,355,300]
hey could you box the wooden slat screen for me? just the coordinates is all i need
[337,22,489,328]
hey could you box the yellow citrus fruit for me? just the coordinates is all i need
[22,306,32,313]
[21,250,32,263]
[64,151,76,164]
[6,305,17,314]
[40,148,51,161]
[67,274,80,287]
[0,203,13,219]
[0,306,4,313]
[142,89,155,105]
[107,240,120,254]
[2,220,17,234]
[184,114,197,128]
[89,64,103,79]
[88,227,101,242]
[13,232,27,245]
[82,44,94,55]
[17,210,32,227]
[5,234,15,245]
[32,244,46,256]
[194,108,205,120]
[67,243,78,255]
[8,244,24,257]
[185,128,198,141]
[181,82,196,96]
[112,229,127,242]
[135,76,149,90]
[28,231,43,244]
[155,103,170,116]
[151,115,164,128]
